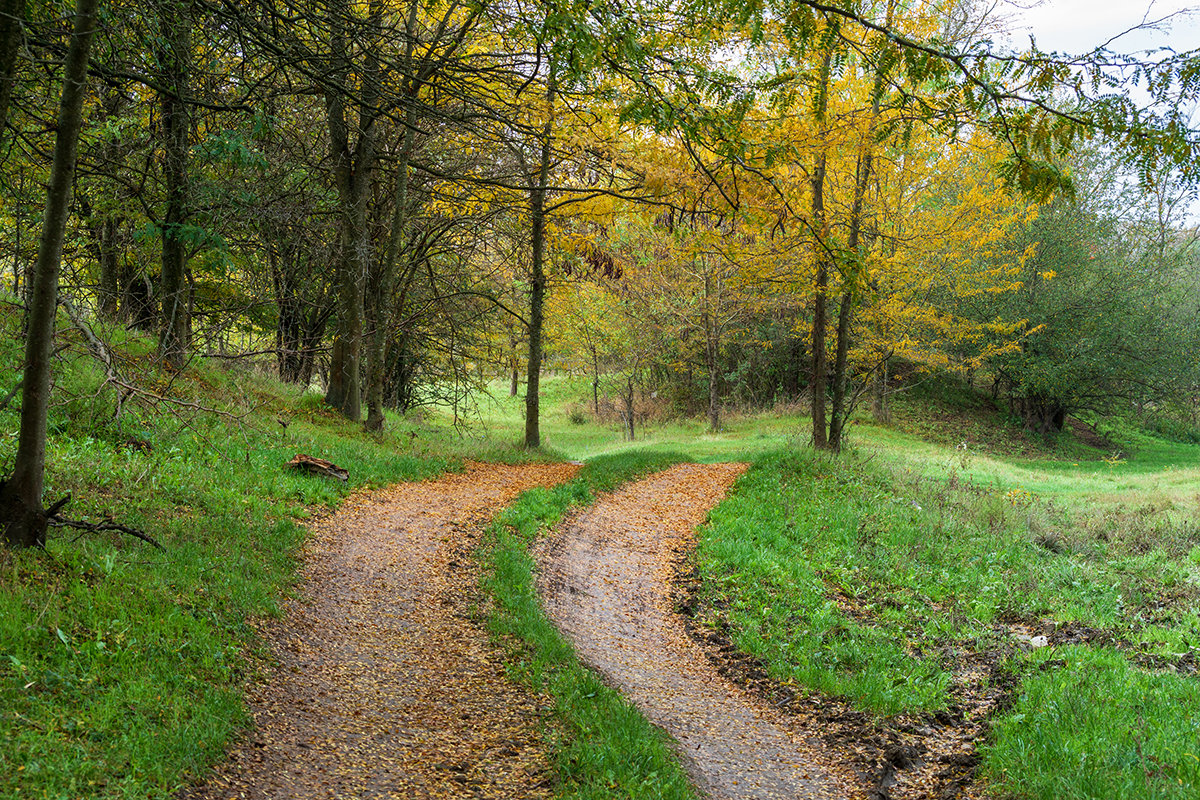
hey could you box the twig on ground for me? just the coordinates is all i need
[44,493,165,550]
[0,380,19,411]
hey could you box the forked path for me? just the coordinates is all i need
[538,463,859,800]
[184,462,578,800]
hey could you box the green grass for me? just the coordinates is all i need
[8,322,1200,800]
[983,647,1200,800]
[691,444,1200,797]
[473,374,806,462]
[0,303,542,799]
[479,449,698,800]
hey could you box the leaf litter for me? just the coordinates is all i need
[181,461,579,800]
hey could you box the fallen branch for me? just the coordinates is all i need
[45,493,165,550]
[286,454,349,483]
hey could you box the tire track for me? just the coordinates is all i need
[538,462,863,800]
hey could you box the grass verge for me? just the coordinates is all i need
[479,449,699,800]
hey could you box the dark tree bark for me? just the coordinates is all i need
[156,0,193,369]
[524,72,555,450]
[0,0,99,548]
[365,109,417,431]
[322,0,382,421]
[89,86,132,321]
[269,240,332,386]
[808,46,835,450]
[96,216,122,318]
[0,0,25,140]
[809,184,830,447]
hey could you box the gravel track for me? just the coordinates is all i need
[182,462,578,800]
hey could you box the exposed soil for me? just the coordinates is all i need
[537,462,867,800]
[181,461,579,800]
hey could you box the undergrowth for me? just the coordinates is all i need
[479,449,698,800]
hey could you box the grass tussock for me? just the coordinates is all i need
[479,449,698,800]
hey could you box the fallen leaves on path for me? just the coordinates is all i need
[182,462,578,800]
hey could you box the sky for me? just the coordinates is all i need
[1001,0,1200,55]
[999,2,1200,225]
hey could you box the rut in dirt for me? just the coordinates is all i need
[537,462,863,800]
[182,461,578,800]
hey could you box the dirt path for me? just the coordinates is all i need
[537,463,863,800]
[183,461,578,800]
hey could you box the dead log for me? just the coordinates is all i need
[286,454,349,483]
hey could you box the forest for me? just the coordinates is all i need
[2,0,1200,798]
[1,0,1198,518]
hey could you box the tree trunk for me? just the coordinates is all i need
[96,216,121,319]
[272,248,310,384]
[622,375,636,441]
[325,336,346,407]
[827,289,854,450]
[809,189,829,450]
[524,71,555,449]
[322,0,381,422]
[365,0,420,431]
[826,29,886,453]
[809,46,834,450]
[871,360,890,423]
[591,347,600,414]
[0,0,25,141]
[707,326,720,433]
[1,0,98,548]
[365,112,417,431]
[157,0,192,369]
